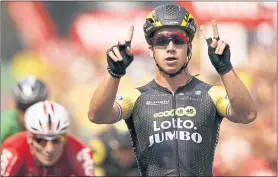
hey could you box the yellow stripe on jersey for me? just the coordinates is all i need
[115,89,141,120]
[208,86,230,118]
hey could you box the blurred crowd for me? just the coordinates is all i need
[1,1,277,176]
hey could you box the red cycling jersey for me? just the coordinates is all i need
[1,131,94,176]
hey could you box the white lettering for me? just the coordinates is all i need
[154,133,164,143]
[191,133,202,143]
[154,118,196,131]
[146,100,169,105]
[1,149,13,176]
[177,118,183,129]
[148,130,203,147]
[149,135,154,147]
[179,131,191,140]
[149,118,203,146]
[165,131,176,141]
[161,121,171,130]
[153,121,160,131]
[172,118,177,128]
[76,148,94,176]
[183,120,194,129]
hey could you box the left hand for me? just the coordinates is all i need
[200,20,233,75]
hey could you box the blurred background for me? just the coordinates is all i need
[1,1,277,176]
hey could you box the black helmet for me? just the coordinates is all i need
[143,4,197,45]
[12,76,48,111]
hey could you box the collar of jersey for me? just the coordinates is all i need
[152,76,196,94]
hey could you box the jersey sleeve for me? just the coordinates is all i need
[114,89,141,121]
[67,136,94,176]
[1,146,22,176]
[1,110,18,144]
[208,86,231,119]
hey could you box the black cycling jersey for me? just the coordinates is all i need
[115,77,231,176]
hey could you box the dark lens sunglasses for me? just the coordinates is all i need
[32,134,66,147]
[152,32,189,47]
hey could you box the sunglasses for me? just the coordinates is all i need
[32,134,66,147]
[152,32,189,47]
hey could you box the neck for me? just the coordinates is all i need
[18,110,26,131]
[155,69,193,93]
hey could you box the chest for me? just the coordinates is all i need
[133,91,216,129]
[21,158,74,176]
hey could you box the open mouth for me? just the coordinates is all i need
[165,57,178,62]
[165,57,177,61]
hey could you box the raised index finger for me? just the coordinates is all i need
[200,25,213,45]
[200,25,210,40]
[126,25,134,42]
[212,20,220,40]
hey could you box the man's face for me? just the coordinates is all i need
[149,28,191,74]
[27,132,66,166]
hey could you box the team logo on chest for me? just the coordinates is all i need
[148,106,202,147]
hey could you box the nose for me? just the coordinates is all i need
[44,141,55,153]
[166,41,176,52]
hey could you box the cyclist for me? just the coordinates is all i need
[89,124,139,176]
[1,75,48,144]
[1,100,94,176]
[87,4,257,176]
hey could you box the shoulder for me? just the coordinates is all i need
[1,132,28,176]
[192,77,213,91]
[115,88,142,106]
[65,135,91,156]
[66,135,86,146]
[136,79,157,93]
[117,79,156,99]
[1,110,19,144]
[2,131,28,148]
[208,86,227,97]
[65,135,94,176]
[190,77,227,96]
[1,108,18,115]
[1,109,18,121]
[190,78,227,102]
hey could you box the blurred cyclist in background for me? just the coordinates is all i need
[88,4,257,176]
[1,100,94,176]
[90,125,139,176]
[1,75,48,144]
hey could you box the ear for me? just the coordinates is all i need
[148,45,154,58]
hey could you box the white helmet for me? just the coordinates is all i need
[24,100,70,139]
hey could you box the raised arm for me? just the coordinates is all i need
[88,73,121,124]
[200,20,257,124]
[88,26,134,124]
[221,69,257,123]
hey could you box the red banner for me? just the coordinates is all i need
[69,3,276,54]
[5,2,57,51]
[177,2,275,29]
[69,9,152,55]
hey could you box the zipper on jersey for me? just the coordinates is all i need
[172,87,182,177]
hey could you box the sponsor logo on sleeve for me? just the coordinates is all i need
[115,93,123,100]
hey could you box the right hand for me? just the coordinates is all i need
[107,26,134,78]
